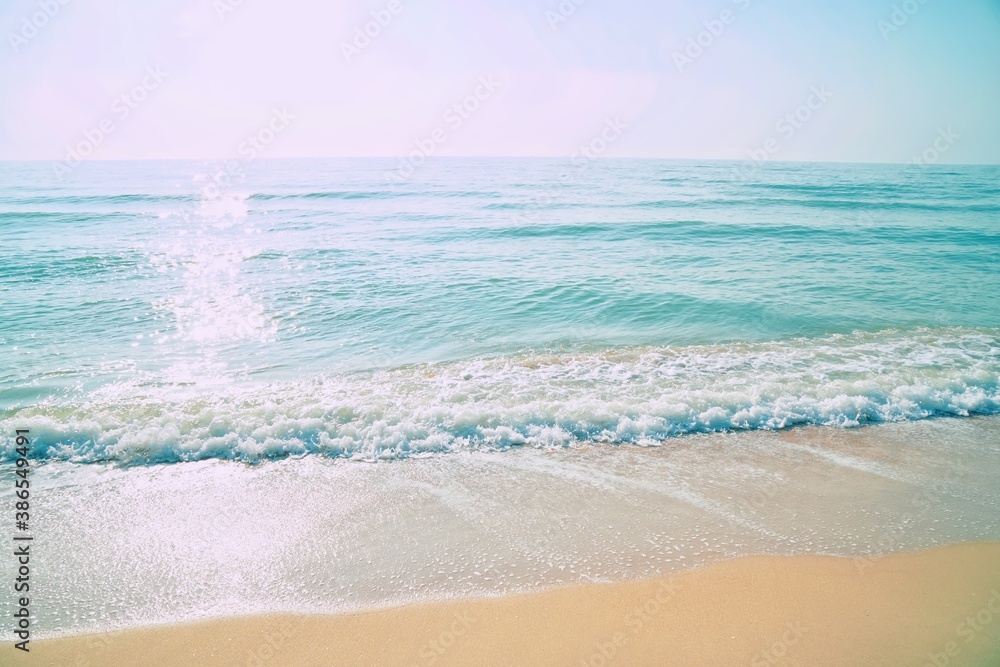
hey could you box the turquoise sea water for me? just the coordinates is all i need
[1,158,998,463]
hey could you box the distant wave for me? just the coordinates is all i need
[248,191,407,201]
[487,197,1000,212]
[2,328,997,466]
[0,193,196,206]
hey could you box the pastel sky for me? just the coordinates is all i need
[2,0,999,163]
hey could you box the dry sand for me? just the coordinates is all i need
[6,541,1000,666]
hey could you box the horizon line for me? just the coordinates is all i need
[1,156,998,168]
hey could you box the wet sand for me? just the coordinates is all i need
[8,542,1000,667]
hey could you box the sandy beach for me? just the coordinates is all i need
[4,418,1000,665]
[6,541,999,666]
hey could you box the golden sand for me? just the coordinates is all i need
[7,542,1000,666]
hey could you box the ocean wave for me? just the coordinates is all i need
[248,190,408,201]
[2,328,998,466]
[0,193,195,206]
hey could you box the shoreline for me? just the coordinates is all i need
[4,415,1000,659]
[8,542,1000,666]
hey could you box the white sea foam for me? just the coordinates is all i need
[2,328,997,464]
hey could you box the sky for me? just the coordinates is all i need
[1,0,999,164]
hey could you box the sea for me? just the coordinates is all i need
[1,158,999,464]
[1,158,999,636]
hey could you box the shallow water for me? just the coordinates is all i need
[1,417,998,637]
